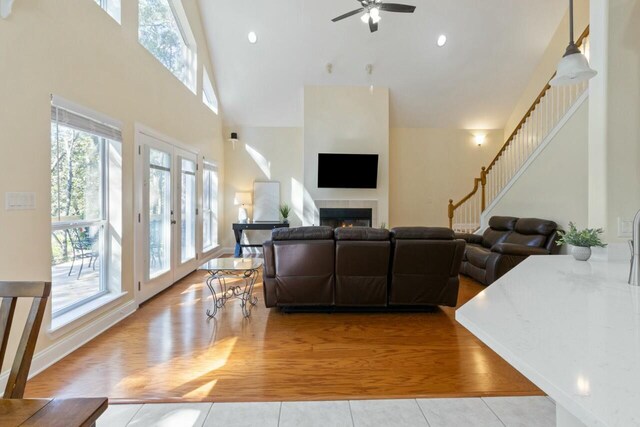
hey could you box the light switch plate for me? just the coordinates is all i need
[618,217,633,237]
[5,192,36,210]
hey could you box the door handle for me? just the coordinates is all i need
[171,220,177,225]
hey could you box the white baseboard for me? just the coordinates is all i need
[0,299,137,390]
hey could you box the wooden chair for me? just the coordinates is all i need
[0,281,51,399]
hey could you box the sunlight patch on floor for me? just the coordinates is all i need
[115,337,238,399]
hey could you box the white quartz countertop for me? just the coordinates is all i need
[456,255,640,427]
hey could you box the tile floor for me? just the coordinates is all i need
[97,396,555,427]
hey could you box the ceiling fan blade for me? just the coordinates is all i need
[332,8,365,22]
[369,17,379,32]
[379,3,416,13]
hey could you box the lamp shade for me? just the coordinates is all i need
[234,192,252,206]
[550,51,597,87]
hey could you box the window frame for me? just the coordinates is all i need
[94,0,121,23]
[202,161,219,252]
[50,98,123,319]
[179,156,197,264]
[202,68,219,114]
[138,0,198,93]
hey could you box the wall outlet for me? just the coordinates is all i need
[618,217,633,237]
[5,192,36,210]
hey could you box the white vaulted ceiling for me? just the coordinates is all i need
[198,0,567,128]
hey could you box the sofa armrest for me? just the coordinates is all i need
[491,243,550,256]
[263,240,276,278]
[455,232,483,245]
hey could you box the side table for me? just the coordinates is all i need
[199,258,263,318]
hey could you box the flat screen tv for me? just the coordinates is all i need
[317,153,379,189]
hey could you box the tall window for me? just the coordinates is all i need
[94,0,121,23]
[202,69,218,114]
[202,162,219,251]
[51,102,122,317]
[180,158,196,263]
[139,0,197,92]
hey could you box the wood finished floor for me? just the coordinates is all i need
[25,271,542,403]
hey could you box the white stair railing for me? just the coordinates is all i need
[448,32,590,233]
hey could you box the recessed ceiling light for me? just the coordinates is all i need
[248,32,258,44]
[437,35,447,47]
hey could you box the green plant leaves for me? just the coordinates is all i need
[556,222,607,248]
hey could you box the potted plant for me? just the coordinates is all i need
[556,222,607,261]
[279,203,291,224]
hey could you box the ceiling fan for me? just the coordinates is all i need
[331,0,416,33]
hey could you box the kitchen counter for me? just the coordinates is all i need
[456,255,640,426]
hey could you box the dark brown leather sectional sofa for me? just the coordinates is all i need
[262,226,465,311]
[456,216,561,285]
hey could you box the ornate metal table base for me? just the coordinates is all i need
[205,268,259,318]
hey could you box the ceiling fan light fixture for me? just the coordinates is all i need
[361,12,370,23]
[370,8,381,23]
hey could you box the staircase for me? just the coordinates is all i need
[448,29,590,233]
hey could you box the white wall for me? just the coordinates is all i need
[484,100,589,232]
[389,128,502,227]
[0,0,223,369]
[504,0,589,140]
[303,86,390,226]
[222,127,303,248]
[602,0,640,242]
[588,0,640,244]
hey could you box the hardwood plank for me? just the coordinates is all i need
[20,398,108,427]
[0,399,50,427]
[25,272,542,402]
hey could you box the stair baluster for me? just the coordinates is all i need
[448,29,590,233]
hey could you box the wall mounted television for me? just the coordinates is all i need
[317,153,379,189]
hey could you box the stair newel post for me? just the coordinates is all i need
[480,167,487,211]
[448,199,454,229]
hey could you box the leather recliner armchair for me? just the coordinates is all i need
[263,226,335,307]
[389,227,465,307]
[335,227,391,307]
[456,216,561,285]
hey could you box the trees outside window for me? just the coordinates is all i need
[50,103,122,316]
[139,0,196,91]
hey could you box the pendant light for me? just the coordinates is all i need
[550,0,597,86]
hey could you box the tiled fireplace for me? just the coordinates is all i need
[319,208,373,228]
[311,200,379,228]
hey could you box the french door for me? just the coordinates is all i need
[136,131,198,303]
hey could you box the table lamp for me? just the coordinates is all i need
[234,192,252,223]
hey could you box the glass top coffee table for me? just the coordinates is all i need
[199,258,263,318]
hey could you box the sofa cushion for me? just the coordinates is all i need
[481,228,511,249]
[491,243,550,256]
[334,227,390,241]
[465,244,492,269]
[514,218,557,236]
[489,216,518,231]
[272,226,334,241]
[504,232,547,248]
[390,227,454,240]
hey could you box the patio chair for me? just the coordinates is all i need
[68,228,99,278]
